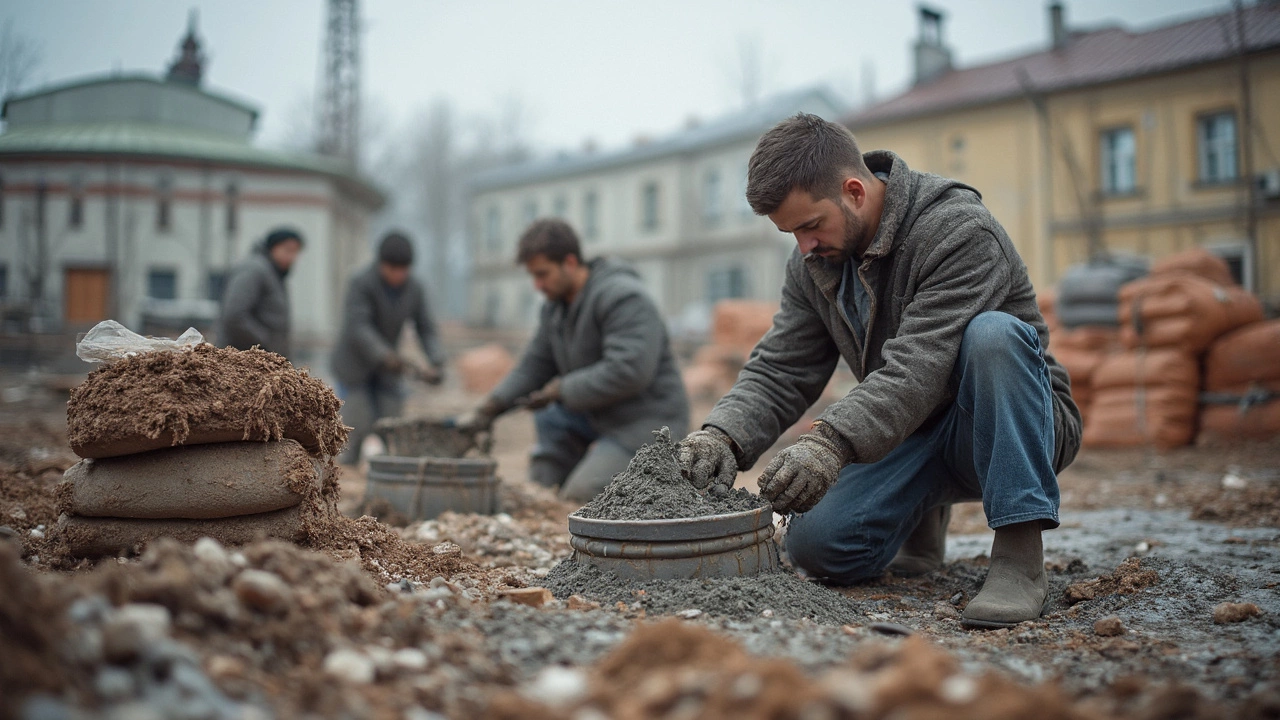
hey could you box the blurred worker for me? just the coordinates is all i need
[216,227,304,357]
[456,219,689,502]
[677,114,1081,629]
[332,231,446,464]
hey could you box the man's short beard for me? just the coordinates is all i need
[836,203,868,264]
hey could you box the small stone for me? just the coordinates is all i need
[760,609,774,618]
[522,666,587,707]
[29,527,44,539]
[868,622,914,636]
[392,647,428,673]
[232,569,293,614]
[567,595,601,610]
[677,609,703,619]
[9,507,26,521]
[1094,616,1126,636]
[949,592,964,606]
[206,655,246,681]
[94,667,136,701]
[323,648,375,684]
[1213,602,1261,624]
[431,542,462,555]
[1221,473,1247,490]
[499,587,553,608]
[840,624,859,636]
[192,537,229,566]
[934,602,960,620]
[940,674,978,704]
[1134,541,1150,554]
[102,604,171,662]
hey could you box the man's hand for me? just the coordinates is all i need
[758,423,852,514]
[677,427,738,491]
[416,365,444,386]
[524,378,561,410]
[454,397,504,434]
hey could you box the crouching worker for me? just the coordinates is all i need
[676,114,1081,628]
[456,219,689,502]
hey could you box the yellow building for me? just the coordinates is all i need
[848,3,1280,308]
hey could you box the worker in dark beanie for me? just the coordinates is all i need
[216,226,304,356]
[331,231,447,464]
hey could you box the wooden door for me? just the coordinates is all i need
[64,268,110,324]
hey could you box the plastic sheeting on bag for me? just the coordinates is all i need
[75,320,203,365]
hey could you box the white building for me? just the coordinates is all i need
[466,88,845,332]
[0,22,383,356]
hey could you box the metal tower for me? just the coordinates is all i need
[317,0,360,168]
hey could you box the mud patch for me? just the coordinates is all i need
[543,559,859,625]
[574,428,765,521]
[66,344,348,458]
[1063,557,1159,604]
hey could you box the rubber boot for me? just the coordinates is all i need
[961,521,1048,629]
[886,504,951,576]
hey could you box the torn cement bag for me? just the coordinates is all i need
[76,320,203,365]
[57,505,305,558]
[60,440,317,520]
[67,344,349,459]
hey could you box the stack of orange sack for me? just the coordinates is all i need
[456,343,517,395]
[1080,248,1263,448]
[1199,320,1280,442]
[683,300,778,401]
[1041,288,1120,426]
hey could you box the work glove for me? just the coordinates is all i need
[416,365,444,386]
[382,353,405,374]
[758,422,853,514]
[454,397,504,434]
[677,426,739,491]
[524,378,561,410]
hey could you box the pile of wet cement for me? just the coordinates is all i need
[543,559,860,626]
[574,428,765,521]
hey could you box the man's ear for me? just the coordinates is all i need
[842,176,867,205]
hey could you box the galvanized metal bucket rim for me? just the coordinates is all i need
[368,454,499,472]
[567,504,772,542]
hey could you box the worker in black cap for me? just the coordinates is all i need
[331,231,447,464]
[216,227,304,357]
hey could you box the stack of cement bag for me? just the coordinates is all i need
[1200,320,1280,442]
[683,300,779,401]
[1076,249,1263,449]
[57,342,348,557]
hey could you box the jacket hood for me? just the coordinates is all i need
[862,150,980,260]
[586,256,641,283]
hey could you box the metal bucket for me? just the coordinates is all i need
[373,417,490,458]
[567,505,779,581]
[365,454,500,522]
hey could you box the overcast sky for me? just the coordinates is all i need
[4,0,1232,156]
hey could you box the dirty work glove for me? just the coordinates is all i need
[758,422,853,514]
[454,397,504,434]
[677,427,739,491]
[524,378,561,410]
[416,365,444,386]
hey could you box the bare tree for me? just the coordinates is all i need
[0,18,42,103]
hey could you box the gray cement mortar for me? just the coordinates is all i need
[573,428,765,521]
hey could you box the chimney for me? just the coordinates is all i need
[1049,2,1068,50]
[913,5,953,86]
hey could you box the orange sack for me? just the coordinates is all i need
[1150,247,1236,287]
[1083,350,1200,449]
[1204,320,1280,391]
[1091,349,1199,391]
[711,300,778,353]
[1117,272,1262,353]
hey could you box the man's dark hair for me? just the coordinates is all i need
[515,219,583,265]
[378,231,414,266]
[746,113,872,216]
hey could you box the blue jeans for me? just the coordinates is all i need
[532,403,633,501]
[785,311,1060,584]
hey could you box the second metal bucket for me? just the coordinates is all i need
[365,455,500,522]
[567,505,779,581]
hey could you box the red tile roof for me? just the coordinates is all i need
[849,4,1280,127]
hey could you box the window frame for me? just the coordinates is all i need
[640,181,660,232]
[1098,125,1137,197]
[147,267,179,300]
[156,173,174,232]
[1196,109,1239,186]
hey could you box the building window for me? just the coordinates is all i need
[553,195,568,218]
[583,191,599,242]
[68,174,85,229]
[707,266,748,303]
[1100,127,1136,195]
[147,268,177,300]
[0,173,5,229]
[0,264,7,298]
[1208,243,1253,291]
[522,198,538,226]
[1198,111,1238,184]
[156,173,173,231]
[225,182,239,235]
[703,169,722,226]
[485,206,502,252]
[207,271,228,302]
[641,181,659,231]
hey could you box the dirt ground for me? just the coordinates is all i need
[2,368,1278,719]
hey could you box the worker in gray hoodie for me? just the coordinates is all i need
[332,232,446,464]
[456,219,689,502]
[216,227,303,357]
[677,114,1082,629]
